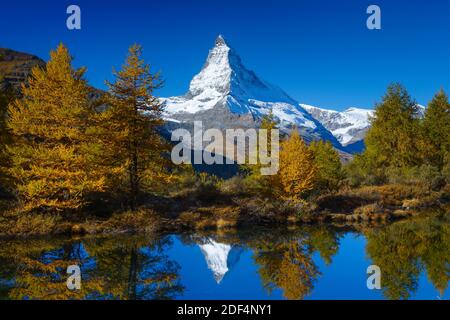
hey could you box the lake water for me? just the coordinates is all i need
[0,213,448,300]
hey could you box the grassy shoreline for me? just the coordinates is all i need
[1,183,448,239]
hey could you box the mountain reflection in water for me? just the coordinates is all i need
[0,210,448,300]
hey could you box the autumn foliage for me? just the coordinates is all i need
[0,42,176,215]
[7,44,105,212]
[275,129,316,201]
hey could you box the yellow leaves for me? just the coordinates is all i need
[6,43,172,213]
[244,123,318,201]
[100,44,169,202]
[7,44,105,213]
[276,130,316,201]
[255,240,319,300]
[10,254,107,300]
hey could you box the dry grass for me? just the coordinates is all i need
[0,213,60,237]
[216,218,237,229]
[176,205,241,230]
[95,209,159,234]
[346,184,435,206]
[354,203,384,215]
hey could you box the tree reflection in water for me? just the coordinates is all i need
[365,211,449,300]
[250,227,340,300]
[0,210,448,300]
[0,236,184,300]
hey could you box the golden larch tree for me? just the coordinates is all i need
[7,44,105,213]
[100,44,169,209]
[276,129,316,200]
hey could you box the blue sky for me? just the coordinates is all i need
[1,0,449,110]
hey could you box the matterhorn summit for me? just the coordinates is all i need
[162,35,341,148]
[198,238,243,284]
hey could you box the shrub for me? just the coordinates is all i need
[309,140,345,193]
[6,214,60,236]
[354,203,383,215]
[192,173,222,201]
[344,154,386,187]
[100,209,157,234]
[386,165,445,190]
[218,176,248,196]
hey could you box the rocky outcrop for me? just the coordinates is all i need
[0,48,45,91]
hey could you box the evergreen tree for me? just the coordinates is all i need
[100,44,169,209]
[260,111,277,133]
[7,44,105,212]
[309,140,344,192]
[276,129,316,200]
[364,83,422,169]
[243,111,278,195]
[422,89,450,169]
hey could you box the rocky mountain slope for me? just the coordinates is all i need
[301,105,374,146]
[301,103,426,153]
[0,48,45,91]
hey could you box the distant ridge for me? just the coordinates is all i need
[0,48,45,90]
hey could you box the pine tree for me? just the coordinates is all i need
[245,110,277,170]
[100,44,169,209]
[241,111,279,196]
[261,111,277,133]
[364,83,422,169]
[422,89,450,169]
[309,140,344,192]
[276,129,316,200]
[6,44,105,212]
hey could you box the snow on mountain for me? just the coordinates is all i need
[300,104,374,146]
[198,238,243,284]
[162,35,342,148]
[301,104,427,148]
[161,35,427,155]
[416,104,426,118]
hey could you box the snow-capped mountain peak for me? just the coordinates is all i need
[188,35,233,99]
[163,35,342,149]
[199,239,231,284]
[172,35,297,115]
[198,238,243,284]
[215,34,227,47]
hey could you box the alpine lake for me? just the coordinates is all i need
[0,208,448,300]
